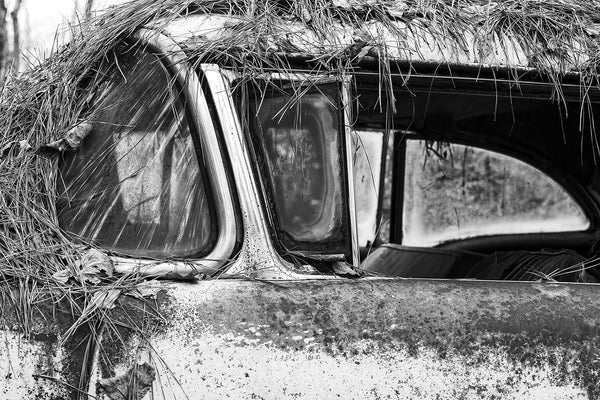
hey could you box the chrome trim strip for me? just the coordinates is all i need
[111,30,237,276]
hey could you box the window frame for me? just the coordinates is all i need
[201,68,361,273]
[240,78,356,263]
[59,42,218,259]
[348,71,600,249]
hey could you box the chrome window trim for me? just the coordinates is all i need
[109,30,237,276]
[202,66,358,278]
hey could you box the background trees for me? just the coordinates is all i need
[74,0,95,19]
[0,0,22,77]
[0,0,99,78]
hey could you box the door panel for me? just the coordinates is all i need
[91,279,600,399]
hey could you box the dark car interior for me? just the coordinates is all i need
[354,65,600,282]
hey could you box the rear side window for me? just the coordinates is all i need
[402,140,589,246]
[57,45,216,258]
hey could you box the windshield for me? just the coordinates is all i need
[57,45,216,258]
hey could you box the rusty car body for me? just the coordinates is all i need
[1,1,600,399]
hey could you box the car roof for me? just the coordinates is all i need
[152,1,599,77]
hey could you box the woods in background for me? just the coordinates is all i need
[83,0,94,18]
[0,0,95,77]
[0,0,22,77]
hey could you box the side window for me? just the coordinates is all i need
[402,140,590,246]
[246,82,351,257]
[57,45,216,258]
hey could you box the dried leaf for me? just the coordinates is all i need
[99,362,155,400]
[52,248,113,285]
[332,261,360,277]
[80,248,114,280]
[37,122,93,154]
[90,289,121,310]
[128,281,164,300]
[52,269,71,284]
[163,270,202,280]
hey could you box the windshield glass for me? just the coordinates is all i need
[57,45,216,258]
[244,82,350,256]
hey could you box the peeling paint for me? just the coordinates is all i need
[0,330,69,399]
[115,329,590,399]
[97,278,600,399]
[1,278,598,398]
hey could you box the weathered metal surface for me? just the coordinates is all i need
[0,290,98,399]
[1,278,599,398]
[96,278,600,399]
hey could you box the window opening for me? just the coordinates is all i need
[402,140,590,247]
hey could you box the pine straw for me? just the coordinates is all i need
[1,0,600,394]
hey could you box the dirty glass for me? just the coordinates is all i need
[402,140,590,246]
[57,46,215,258]
[247,83,349,254]
[353,130,383,247]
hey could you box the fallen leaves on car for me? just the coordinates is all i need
[127,280,165,300]
[38,122,93,154]
[89,289,121,310]
[52,247,114,285]
[99,362,156,400]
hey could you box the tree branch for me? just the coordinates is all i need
[84,0,94,19]
[0,0,7,75]
[10,0,22,73]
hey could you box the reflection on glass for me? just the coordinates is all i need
[403,140,590,246]
[57,46,215,257]
[352,130,383,247]
[248,83,348,253]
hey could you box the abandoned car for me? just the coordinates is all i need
[1,0,600,399]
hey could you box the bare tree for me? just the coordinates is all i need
[73,0,95,21]
[10,0,21,72]
[84,0,94,19]
[0,0,6,74]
